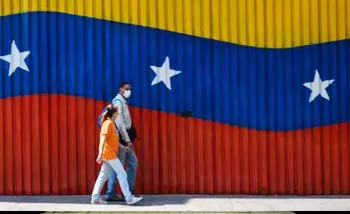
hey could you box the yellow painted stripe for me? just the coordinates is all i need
[0,0,349,48]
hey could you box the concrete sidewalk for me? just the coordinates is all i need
[1,194,350,212]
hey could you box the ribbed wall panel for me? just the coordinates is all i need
[0,0,349,195]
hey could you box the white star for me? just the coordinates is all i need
[303,69,335,103]
[150,56,181,90]
[0,40,30,76]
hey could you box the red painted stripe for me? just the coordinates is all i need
[140,109,151,193]
[67,96,77,193]
[0,99,4,194]
[222,125,232,193]
[259,131,268,194]
[276,132,285,194]
[295,129,304,194]
[159,112,168,193]
[57,96,68,194]
[76,98,87,194]
[313,126,322,195]
[132,108,143,194]
[196,119,205,193]
[4,98,14,194]
[169,114,178,193]
[151,111,159,193]
[285,132,294,194]
[49,95,59,194]
[13,97,22,194]
[87,101,101,194]
[40,95,50,194]
[331,124,341,193]
[232,124,241,193]
[22,96,32,195]
[322,125,331,194]
[178,117,187,193]
[267,132,277,194]
[241,128,250,193]
[1,94,350,195]
[187,118,196,193]
[214,123,223,193]
[304,133,311,195]
[204,120,214,193]
[250,129,259,194]
[340,124,349,193]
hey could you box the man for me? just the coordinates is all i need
[105,82,139,201]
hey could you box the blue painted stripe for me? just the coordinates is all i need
[0,12,349,130]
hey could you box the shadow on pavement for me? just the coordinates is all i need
[0,194,191,206]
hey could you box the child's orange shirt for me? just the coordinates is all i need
[100,119,119,160]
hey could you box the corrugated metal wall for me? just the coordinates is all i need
[0,0,349,195]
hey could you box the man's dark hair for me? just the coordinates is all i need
[119,81,131,89]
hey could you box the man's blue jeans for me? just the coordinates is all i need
[105,147,138,199]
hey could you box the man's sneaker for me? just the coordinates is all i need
[91,198,107,204]
[126,196,143,205]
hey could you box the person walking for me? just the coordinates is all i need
[105,82,139,201]
[91,105,143,205]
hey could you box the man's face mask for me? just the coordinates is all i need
[123,89,131,98]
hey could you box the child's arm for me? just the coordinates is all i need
[96,135,107,164]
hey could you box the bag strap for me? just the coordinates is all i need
[114,98,133,127]
[114,99,123,111]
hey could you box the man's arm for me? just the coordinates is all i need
[114,100,131,143]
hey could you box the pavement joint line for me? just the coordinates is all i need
[1,195,350,211]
